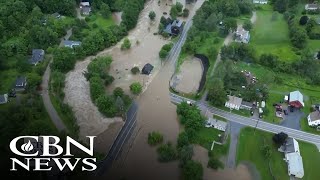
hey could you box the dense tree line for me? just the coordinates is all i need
[87,56,132,117]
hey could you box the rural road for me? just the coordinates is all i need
[95,102,138,176]
[170,93,320,149]
[41,28,73,131]
[41,63,66,131]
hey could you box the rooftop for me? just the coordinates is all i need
[80,2,90,7]
[0,94,8,104]
[15,76,27,87]
[285,152,304,178]
[29,49,45,65]
[309,111,320,122]
[63,40,81,47]
[208,118,227,128]
[227,95,243,106]
[289,90,304,105]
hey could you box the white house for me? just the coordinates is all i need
[305,3,319,11]
[307,111,320,126]
[278,138,304,179]
[235,27,250,44]
[225,95,242,110]
[253,0,268,4]
[206,118,227,132]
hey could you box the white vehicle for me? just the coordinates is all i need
[187,101,193,106]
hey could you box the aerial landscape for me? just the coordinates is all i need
[0,0,320,180]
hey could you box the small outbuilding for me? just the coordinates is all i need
[141,63,154,75]
[289,91,304,108]
[307,111,320,127]
[0,94,8,104]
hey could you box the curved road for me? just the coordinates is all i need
[170,93,320,149]
[41,63,66,131]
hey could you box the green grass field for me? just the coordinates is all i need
[82,13,115,35]
[194,127,230,158]
[237,127,320,180]
[251,5,299,62]
[237,127,288,180]
[299,142,320,180]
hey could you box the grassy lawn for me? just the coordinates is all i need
[194,127,230,158]
[218,106,251,117]
[237,127,289,180]
[50,93,78,138]
[82,13,115,35]
[264,93,284,124]
[299,142,320,180]
[251,5,299,62]
[234,62,320,130]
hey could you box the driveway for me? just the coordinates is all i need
[280,108,304,130]
[226,121,244,168]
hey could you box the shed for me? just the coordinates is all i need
[225,95,242,110]
[142,63,154,75]
[29,49,45,66]
[0,94,8,104]
[289,91,304,108]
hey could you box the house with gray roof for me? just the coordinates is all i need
[206,118,228,132]
[235,27,250,43]
[0,94,8,104]
[15,76,27,91]
[305,3,319,11]
[253,0,268,4]
[52,12,61,19]
[63,40,82,48]
[164,19,184,36]
[278,138,304,178]
[80,1,91,15]
[225,95,243,110]
[29,49,45,66]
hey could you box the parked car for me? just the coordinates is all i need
[187,101,193,106]
[283,109,288,115]
[289,106,294,112]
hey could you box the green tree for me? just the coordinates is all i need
[96,95,117,117]
[121,38,131,50]
[208,157,224,170]
[243,20,252,31]
[104,75,115,86]
[101,2,111,18]
[207,79,227,106]
[131,66,140,74]
[113,87,124,97]
[176,2,183,12]
[183,8,190,17]
[149,11,156,20]
[170,6,179,19]
[148,131,164,146]
[157,142,177,162]
[177,131,190,149]
[182,160,203,180]
[224,18,237,33]
[178,145,193,166]
[130,82,142,95]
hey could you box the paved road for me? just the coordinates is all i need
[95,102,138,176]
[226,121,244,168]
[41,63,66,131]
[170,93,320,149]
[41,28,73,131]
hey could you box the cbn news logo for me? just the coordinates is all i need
[9,136,97,172]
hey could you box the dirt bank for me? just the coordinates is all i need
[171,57,203,94]
[193,145,253,180]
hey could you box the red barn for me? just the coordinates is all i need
[289,91,304,108]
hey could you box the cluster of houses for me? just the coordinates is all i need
[0,77,27,105]
[278,138,304,178]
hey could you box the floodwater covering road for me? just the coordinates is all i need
[104,0,206,179]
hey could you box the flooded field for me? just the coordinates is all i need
[193,145,253,180]
[171,57,203,94]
